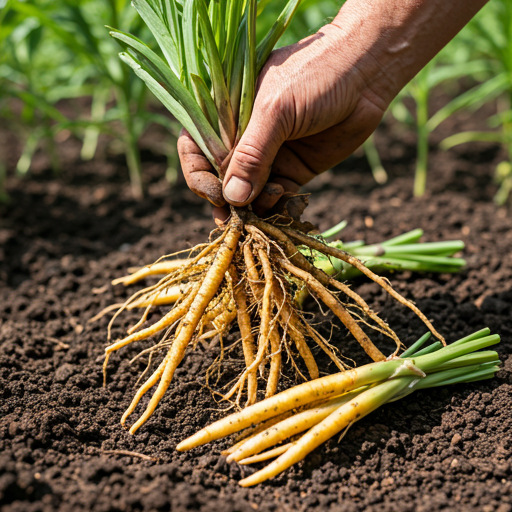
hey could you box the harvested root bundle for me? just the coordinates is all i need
[177,328,501,486]
[100,0,450,433]
[102,204,446,434]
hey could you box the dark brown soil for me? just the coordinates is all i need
[1,111,512,512]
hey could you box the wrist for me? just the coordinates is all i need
[325,0,488,108]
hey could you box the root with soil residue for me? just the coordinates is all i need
[99,204,444,434]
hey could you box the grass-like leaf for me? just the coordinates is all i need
[190,73,220,130]
[238,0,257,137]
[113,30,227,167]
[427,72,509,131]
[132,0,182,76]
[195,0,236,149]
[441,130,505,150]
[256,0,302,74]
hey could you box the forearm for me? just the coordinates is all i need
[328,0,489,107]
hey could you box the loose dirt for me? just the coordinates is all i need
[1,115,511,511]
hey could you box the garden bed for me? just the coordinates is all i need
[1,116,511,512]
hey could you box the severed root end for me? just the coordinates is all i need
[100,207,443,433]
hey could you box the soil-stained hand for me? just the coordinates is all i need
[178,0,488,222]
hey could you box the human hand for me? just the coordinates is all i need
[178,0,488,223]
[178,22,386,223]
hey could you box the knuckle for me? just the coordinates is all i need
[255,92,283,117]
[232,142,267,175]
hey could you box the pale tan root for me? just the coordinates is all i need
[221,410,296,456]
[329,279,401,354]
[239,444,293,464]
[257,248,282,399]
[127,303,153,335]
[247,218,312,274]
[243,242,262,294]
[271,278,319,380]
[107,231,229,340]
[176,364,374,451]
[228,266,258,405]
[303,322,350,372]
[128,216,243,434]
[279,258,386,362]
[266,324,282,398]
[130,285,185,308]
[121,359,166,426]
[282,228,445,345]
[247,226,320,383]
[213,303,236,330]
[195,289,231,342]
[238,378,406,487]
[225,243,275,401]
[112,260,191,286]
[245,231,318,385]
[88,303,124,323]
[90,285,182,327]
[103,282,201,386]
[228,388,365,462]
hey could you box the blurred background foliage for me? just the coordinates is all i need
[0,0,510,203]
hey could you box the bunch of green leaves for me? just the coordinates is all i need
[295,221,465,304]
[178,327,500,486]
[439,0,512,205]
[323,227,465,279]
[110,0,305,173]
[387,46,495,197]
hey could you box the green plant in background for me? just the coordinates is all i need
[440,0,512,205]
[2,0,510,203]
[389,52,497,197]
[271,0,344,44]
[363,133,388,184]
[3,0,182,198]
[0,0,343,198]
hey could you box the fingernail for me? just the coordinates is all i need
[224,176,253,203]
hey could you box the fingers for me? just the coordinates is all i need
[212,206,231,226]
[286,96,384,174]
[178,129,226,207]
[222,97,289,207]
[251,182,285,217]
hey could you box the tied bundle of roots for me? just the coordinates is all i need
[101,200,444,434]
[100,0,444,433]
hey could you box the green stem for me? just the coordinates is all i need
[125,125,144,200]
[321,220,347,239]
[414,89,429,197]
[381,229,424,246]
[400,332,432,358]
[81,86,109,161]
[352,241,465,257]
[117,65,144,199]
[0,161,8,203]
[363,133,388,184]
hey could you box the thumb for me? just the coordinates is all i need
[222,104,287,206]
